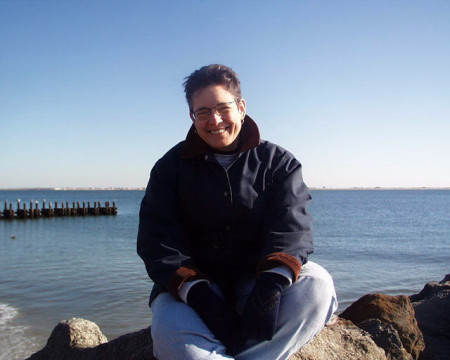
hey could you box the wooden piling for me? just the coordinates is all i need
[54,202,63,216]
[35,201,41,218]
[29,201,34,218]
[76,201,87,216]
[3,201,15,219]
[16,200,26,219]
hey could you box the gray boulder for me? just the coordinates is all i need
[410,274,450,360]
[357,318,412,360]
[26,318,153,360]
[339,293,425,359]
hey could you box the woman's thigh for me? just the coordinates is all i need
[151,292,233,360]
[235,261,338,360]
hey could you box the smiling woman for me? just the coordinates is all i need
[137,64,337,360]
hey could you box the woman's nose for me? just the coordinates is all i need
[208,112,222,125]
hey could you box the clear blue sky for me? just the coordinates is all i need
[1,1,449,189]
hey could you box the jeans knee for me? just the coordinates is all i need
[291,262,338,314]
[302,262,335,290]
[151,293,186,342]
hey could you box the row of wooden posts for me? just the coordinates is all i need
[1,200,117,220]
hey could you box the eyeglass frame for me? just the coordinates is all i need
[191,100,238,122]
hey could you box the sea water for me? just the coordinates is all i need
[0,189,449,359]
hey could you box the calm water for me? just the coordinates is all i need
[1,189,449,359]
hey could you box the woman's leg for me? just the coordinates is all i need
[151,292,234,360]
[235,261,338,360]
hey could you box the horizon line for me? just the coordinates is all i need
[1,186,450,191]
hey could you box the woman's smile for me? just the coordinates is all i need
[209,126,229,135]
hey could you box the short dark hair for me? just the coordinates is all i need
[183,64,242,112]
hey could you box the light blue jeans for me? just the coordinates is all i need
[151,261,337,360]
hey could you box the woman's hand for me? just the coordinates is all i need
[187,281,243,355]
[241,272,290,341]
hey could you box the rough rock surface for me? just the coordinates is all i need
[357,318,412,360]
[292,317,387,360]
[27,319,154,360]
[27,318,109,360]
[410,274,450,360]
[340,293,425,359]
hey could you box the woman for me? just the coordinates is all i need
[137,64,337,360]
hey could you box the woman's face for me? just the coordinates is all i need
[190,84,246,152]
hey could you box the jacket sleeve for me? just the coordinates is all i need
[258,151,313,281]
[137,153,204,298]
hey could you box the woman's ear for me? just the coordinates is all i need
[238,98,247,114]
[190,113,195,122]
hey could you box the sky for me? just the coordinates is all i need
[0,0,449,189]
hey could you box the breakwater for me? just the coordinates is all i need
[1,200,117,220]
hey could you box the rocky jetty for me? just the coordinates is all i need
[27,275,449,360]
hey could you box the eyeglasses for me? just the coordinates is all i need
[192,101,236,122]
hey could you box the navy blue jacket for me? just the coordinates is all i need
[137,116,313,304]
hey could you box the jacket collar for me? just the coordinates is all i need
[181,115,261,159]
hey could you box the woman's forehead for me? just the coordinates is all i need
[192,84,235,108]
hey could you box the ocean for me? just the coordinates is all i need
[0,189,449,360]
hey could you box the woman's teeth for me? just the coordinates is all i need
[210,128,226,134]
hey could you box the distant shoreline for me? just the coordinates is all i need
[1,187,449,191]
[0,187,147,191]
[310,187,450,190]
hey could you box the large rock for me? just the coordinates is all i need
[27,318,108,360]
[357,318,412,360]
[340,293,425,360]
[26,318,154,360]
[410,274,450,360]
[292,317,387,360]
